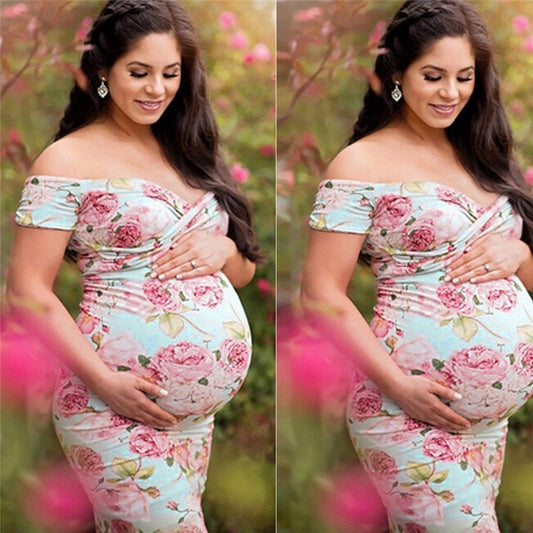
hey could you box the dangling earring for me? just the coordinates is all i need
[391,80,403,102]
[97,77,109,99]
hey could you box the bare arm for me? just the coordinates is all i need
[7,225,178,428]
[301,228,471,432]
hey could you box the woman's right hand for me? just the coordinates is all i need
[96,372,178,429]
[388,375,471,432]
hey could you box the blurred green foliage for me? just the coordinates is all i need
[1,1,274,532]
[277,1,533,532]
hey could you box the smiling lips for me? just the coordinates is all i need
[430,103,458,115]
[136,100,163,111]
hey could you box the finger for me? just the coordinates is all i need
[152,250,195,279]
[175,264,212,280]
[170,231,197,248]
[446,247,485,280]
[153,243,192,269]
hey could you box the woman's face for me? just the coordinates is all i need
[105,32,182,127]
[398,36,476,132]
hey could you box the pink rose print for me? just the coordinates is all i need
[445,345,510,388]
[70,445,105,480]
[393,335,441,377]
[348,386,383,421]
[151,342,215,384]
[318,183,352,211]
[422,430,464,462]
[404,524,429,533]
[110,212,143,248]
[94,479,150,522]
[110,519,136,533]
[77,311,100,334]
[56,382,90,418]
[436,186,463,207]
[372,194,412,229]
[364,449,397,482]
[79,190,118,226]
[371,315,394,338]
[478,280,517,312]
[403,217,436,251]
[141,182,169,202]
[128,426,172,459]
[142,278,174,308]
[464,442,486,474]
[387,484,445,525]
[436,282,475,315]
[181,276,224,308]
[516,342,533,379]
[98,331,145,370]
[220,338,251,377]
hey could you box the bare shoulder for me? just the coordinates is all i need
[30,126,103,178]
[324,129,399,182]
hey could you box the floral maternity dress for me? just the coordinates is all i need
[309,179,533,533]
[16,175,252,533]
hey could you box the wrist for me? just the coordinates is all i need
[517,240,532,270]
[222,237,239,266]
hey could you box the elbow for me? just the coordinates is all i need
[6,280,55,315]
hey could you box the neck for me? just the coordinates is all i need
[398,108,449,147]
[104,105,155,143]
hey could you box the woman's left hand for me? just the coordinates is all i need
[445,234,530,284]
[151,231,237,281]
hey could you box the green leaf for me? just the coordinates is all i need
[112,457,138,479]
[31,177,39,185]
[159,313,184,338]
[517,325,533,343]
[380,228,387,236]
[437,489,454,502]
[136,466,155,480]
[492,381,502,389]
[439,318,453,326]
[460,460,468,470]
[87,225,93,233]
[411,369,425,375]
[166,457,174,467]
[116,365,131,372]
[405,181,429,194]
[214,349,221,361]
[324,181,333,188]
[429,470,449,484]
[198,377,208,385]
[138,355,150,368]
[405,216,416,226]
[431,358,444,371]
[146,314,158,323]
[223,320,246,340]
[144,486,160,498]
[111,213,122,222]
[473,295,481,306]
[406,461,431,482]
[453,317,478,341]
[508,353,515,365]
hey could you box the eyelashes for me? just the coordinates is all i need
[423,75,474,83]
[129,72,180,79]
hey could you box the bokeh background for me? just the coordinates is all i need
[1,1,274,532]
[277,1,533,532]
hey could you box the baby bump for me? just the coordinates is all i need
[76,273,252,417]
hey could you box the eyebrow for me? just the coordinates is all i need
[126,61,181,68]
[421,64,474,73]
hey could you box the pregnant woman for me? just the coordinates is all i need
[7,1,261,531]
[302,1,533,531]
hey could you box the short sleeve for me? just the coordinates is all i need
[308,179,375,234]
[15,176,80,230]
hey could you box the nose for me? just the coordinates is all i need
[439,80,459,100]
[146,76,165,96]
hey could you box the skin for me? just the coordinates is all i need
[7,32,254,428]
[302,36,533,431]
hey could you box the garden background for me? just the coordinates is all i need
[1,1,275,532]
[277,1,533,532]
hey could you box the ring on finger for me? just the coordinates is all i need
[483,263,490,273]
[190,259,197,269]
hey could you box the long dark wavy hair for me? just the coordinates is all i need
[349,0,533,247]
[55,0,262,262]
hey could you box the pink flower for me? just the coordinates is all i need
[446,345,510,388]
[2,3,28,18]
[24,462,93,531]
[525,167,533,185]
[370,315,393,338]
[436,282,475,315]
[110,520,136,533]
[363,449,397,482]
[181,276,224,307]
[259,144,275,157]
[478,279,517,311]
[230,163,250,183]
[220,338,251,376]
[142,278,173,308]
[294,7,323,22]
[461,504,473,514]
[368,20,387,47]
[373,194,413,229]
[56,383,90,418]
[228,31,249,50]
[128,426,171,458]
[386,485,444,525]
[512,15,530,34]
[152,341,215,384]
[79,191,119,226]
[94,479,150,521]
[516,342,533,377]
[245,43,271,63]
[257,278,273,296]
[98,331,144,370]
[110,212,143,247]
[464,442,486,473]
[404,524,429,533]
[167,501,179,511]
[77,311,100,334]
[392,335,441,377]
[218,11,236,30]
[348,386,383,421]
[141,182,169,202]
[524,36,533,53]
[422,430,464,462]
[69,445,105,480]
[317,466,387,532]
[75,16,93,42]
